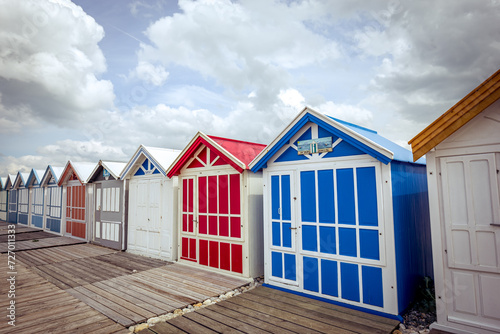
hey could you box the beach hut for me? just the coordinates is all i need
[121,145,181,260]
[13,172,30,225]
[167,133,266,278]
[0,177,7,221]
[409,69,500,334]
[249,107,432,319]
[6,175,17,223]
[26,168,46,228]
[58,161,95,240]
[87,160,127,250]
[40,165,64,234]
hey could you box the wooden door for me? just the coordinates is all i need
[31,187,44,228]
[17,188,29,225]
[66,181,86,239]
[94,181,124,250]
[128,178,163,257]
[181,176,197,262]
[45,186,62,233]
[8,189,17,223]
[439,153,500,331]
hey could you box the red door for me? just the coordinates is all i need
[181,177,197,261]
[66,182,86,239]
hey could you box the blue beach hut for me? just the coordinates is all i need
[0,177,7,221]
[26,168,46,228]
[6,175,17,223]
[249,107,432,319]
[40,165,64,233]
[13,172,30,225]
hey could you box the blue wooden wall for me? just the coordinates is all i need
[391,161,433,313]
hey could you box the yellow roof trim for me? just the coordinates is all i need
[409,69,500,161]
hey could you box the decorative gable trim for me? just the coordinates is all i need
[250,107,394,172]
[167,132,246,178]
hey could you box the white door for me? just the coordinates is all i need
[128,177,163,259]
[439,153,500,332]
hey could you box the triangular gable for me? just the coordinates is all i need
[41,166,64,186]
[250,107,398,172]
[6,175,16,190]
[121,145,180,179]
[409,69,500,161]
[13,172,29,189]
[26,169,45,187]
[58,161,96,186]
[166,132,266,178]
[87,161,126,182]
[0,177,6,190]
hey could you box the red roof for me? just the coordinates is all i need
[208,135,266,167]
[166,133,266,177]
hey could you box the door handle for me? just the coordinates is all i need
[289,227,297,230]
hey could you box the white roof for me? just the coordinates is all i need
[101,161,127,179]
[121,145,181,179]
[143,146,182,170]
[87,160,127,181]
[71,162,97,183]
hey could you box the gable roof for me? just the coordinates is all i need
[40,165,64,186]
[409,69,500,161]
[88,160,127,182]
[13,172,30,189]
[250,107,419,172]
[5,174,16,190]
[58,161,97,186]
[0,177,6,190]
[166,132,266,177]
[26,168,46,187]
[121,145,181,179]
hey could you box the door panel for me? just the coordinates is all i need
[66,183,86,239]
[94,181,124,250]
[269,172,297,284]
[440,153,500,330]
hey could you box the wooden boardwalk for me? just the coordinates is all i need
[0,253,128,334]
[0,222,85,253]
[140,286,400,334]
[0,232,250,331]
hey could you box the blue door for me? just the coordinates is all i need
[269,172,297,284]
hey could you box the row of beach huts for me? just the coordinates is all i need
[1,69,499,334]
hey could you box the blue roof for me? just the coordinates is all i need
[250,107,424,172]
[329,116,424,164]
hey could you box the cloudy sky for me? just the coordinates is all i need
[1,0,499,175]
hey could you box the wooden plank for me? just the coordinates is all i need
[73,285,146,324]
[111,274,191,308]
[167,316,218,334]
[220,299,323,333]
[70,318,127,334]
[98,277,180,312]
[208,303,307,334]
[190,307,261,333]
[226,295,338,333]
[262,286,399,327]
[148,321,187,334]
[184,311,246,333]
[93,281,168,315]
[66,288,136,327]
[252,287,398,331]
[84,283,157,319]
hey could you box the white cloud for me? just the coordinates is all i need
[131,61,169,86]
[0,0,114,126]
[279,88,305,111]
[136,0,341,106]
[314,101,374,127]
